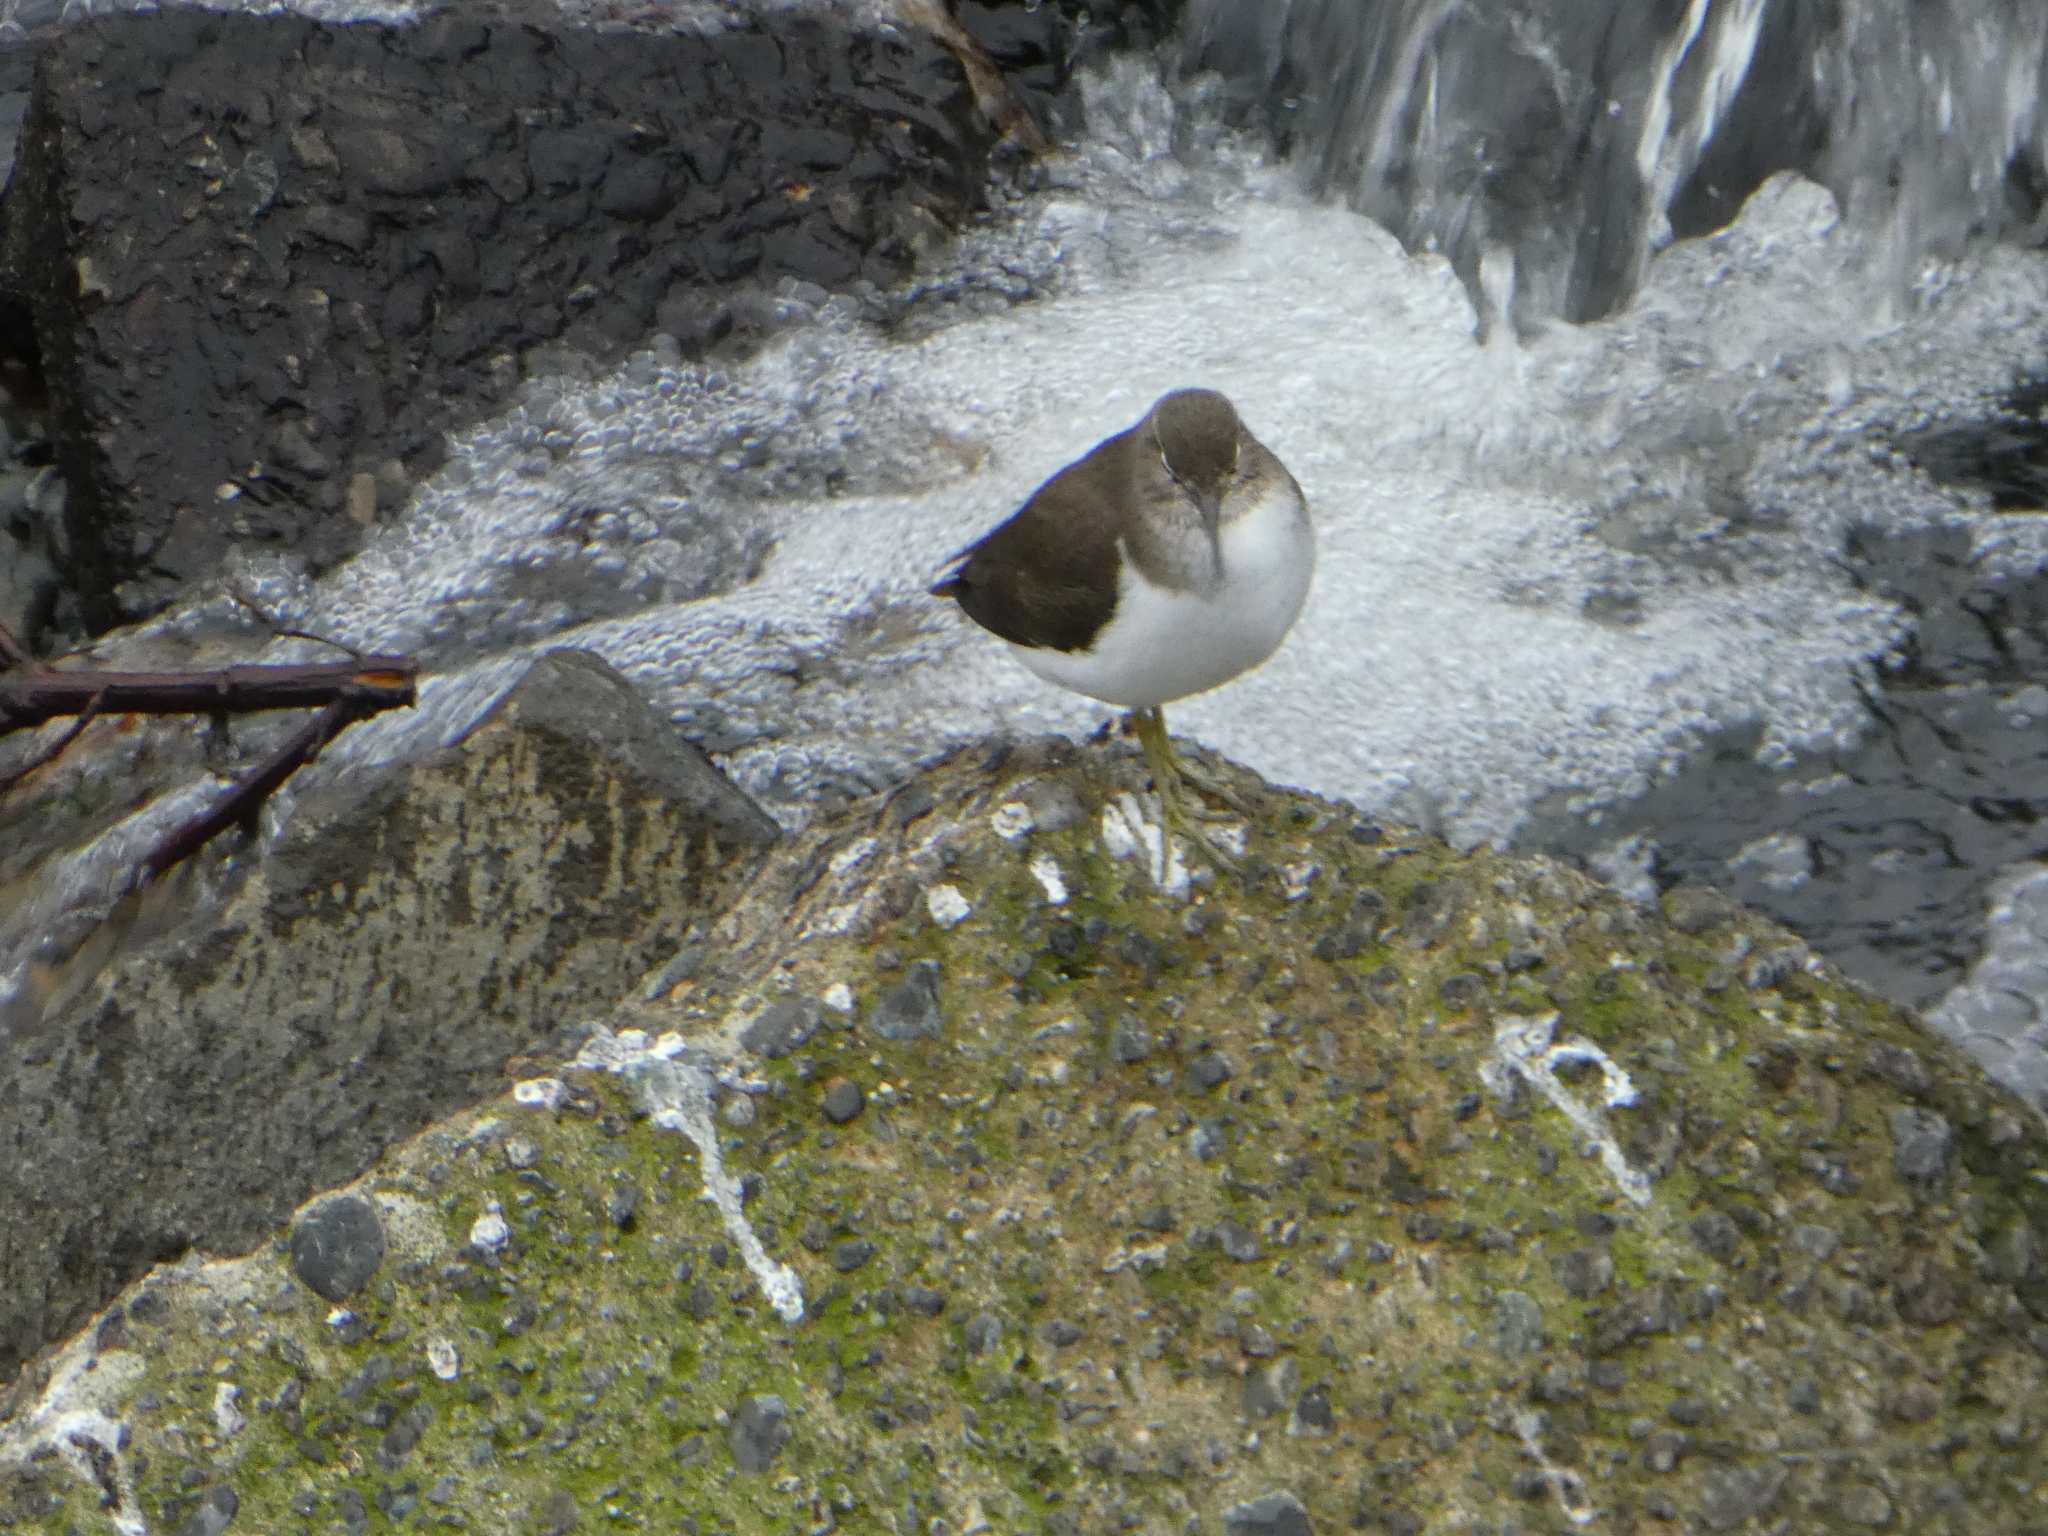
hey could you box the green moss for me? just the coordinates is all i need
[9,745,2048,1535]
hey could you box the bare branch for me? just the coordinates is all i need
[1,657,417,735]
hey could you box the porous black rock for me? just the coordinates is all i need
[0,7,1000,634]
[289,1195,386,1302]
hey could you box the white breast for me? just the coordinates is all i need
[1008,481,1315,711]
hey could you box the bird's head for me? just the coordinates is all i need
[1149,388,1242,530]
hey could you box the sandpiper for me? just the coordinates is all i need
[932,387,1314,856]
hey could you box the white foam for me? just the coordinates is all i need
[262,91,2048,852]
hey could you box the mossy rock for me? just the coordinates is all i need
[4,738,2045,1535]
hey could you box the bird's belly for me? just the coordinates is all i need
[1008,485,1314,711]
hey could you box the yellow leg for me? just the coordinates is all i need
[1129,707,1243,868]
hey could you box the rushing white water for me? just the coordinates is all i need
[262,66,2045,858]
[1179,0,2048,324]
[7,11,2048,1106]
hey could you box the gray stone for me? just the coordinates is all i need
[832,1240,876,1273]
[728,1394,791,1474]
[741,998,819,1059]
[289,1196,386,1303]
[1556,1253,1605,1302]
[1217,1221,1262,1262]
[1189,1051,1233,1090]
[1697,1465,1786,1531]
[0,649,778,1381]
[1110,1016,1154,1064]
[1688,1210,1741,1262]
[1492,1290,1543,1358]
[1290,1387,1334,1436]
[604,1183,640,1232]
[821,1078,866,1124]
[1890,1107,1953,1184]
[175,1486,239,1536]
[1840,1484,1893,1527]
[1789,1222,1839,1260]
[963,1312,1003,1356]
[869,961,944,1042]
[1242,1356,1299,1418]
[1223,1491,1312,1536]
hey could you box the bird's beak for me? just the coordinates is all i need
[1195,486,1223,537]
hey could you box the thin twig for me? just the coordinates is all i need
[223,584,365,659]
[137,697,355,886]
[0,657,417,734]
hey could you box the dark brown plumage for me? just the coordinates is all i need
[930,390,1246,654]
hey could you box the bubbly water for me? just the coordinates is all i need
[6,2,2048,1107]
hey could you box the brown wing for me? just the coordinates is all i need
[931,431,1134,654]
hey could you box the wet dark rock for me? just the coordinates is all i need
[1890,1106,1953,1185]
[175,1486,239,1536]
[1190,1051,1234,1090]
[741,999,820,1059]
[1223,1491,1313,1536]
[1042,1318,1083,1347]
[904,1285,946,1318]
[2,9,999,636]
[870,961,945,1041]
[289,1196,386,1303]
[821,1078,867,1124]
[728,1395,791,1473]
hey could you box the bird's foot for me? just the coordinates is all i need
[1128,707,1246,868]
